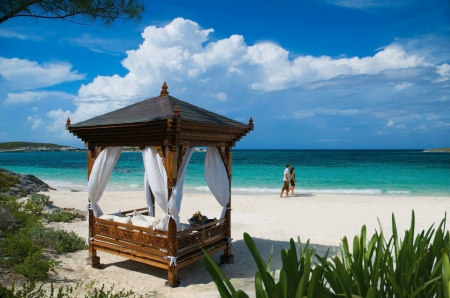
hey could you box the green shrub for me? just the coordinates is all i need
[0,195,44,234]
[48,209,85,223]
[0,172,19,192]
[13,250,57,281]
[1,229,40,265]
[28,193,53,207]
[0,281,143,298]
[27,225,87,253]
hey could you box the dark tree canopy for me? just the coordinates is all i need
[0,0,145,26]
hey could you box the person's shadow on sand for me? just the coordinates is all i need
[99,237,336,288]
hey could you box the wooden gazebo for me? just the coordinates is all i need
[66,82,253,286]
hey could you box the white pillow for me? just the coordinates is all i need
[113,216,131,224]
[142,215,161,226]
[133,210,147,222]
[99,214,114,221]
[132,220,152,229]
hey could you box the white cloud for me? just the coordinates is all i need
[27,115,42,130]
[46,109,72,139]
[396,124,406,128]
[386,120,394,127]
[327,0,415,9]
[3,91,76,104]
[393,82,412,90]
[291,108,365,119]
[215,92,227,102]
[0,29,27,39]
[436,63,450,82]
[0,57,85,91]
[46,18,440,138]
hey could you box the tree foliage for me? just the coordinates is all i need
[0,0,145,26]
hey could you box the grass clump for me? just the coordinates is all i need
[48,209,85,223]
[27,193,53,207]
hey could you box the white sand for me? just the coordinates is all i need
[43,189,448,297]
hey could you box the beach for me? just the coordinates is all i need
[40,189,448,297]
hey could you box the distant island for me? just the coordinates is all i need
[423,148,450,153]
[0,142,85,152]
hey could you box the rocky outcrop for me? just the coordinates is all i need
[0,168,55,198]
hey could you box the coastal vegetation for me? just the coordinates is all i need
[423,148,450,153]
[0,142,83,152]
[204,211,450,297]
[0,193,142,297]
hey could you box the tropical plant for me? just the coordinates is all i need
[203,232,332,298]
[205,212,450,298]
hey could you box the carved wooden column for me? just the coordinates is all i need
[165,145,180,287]
[86,143,101,268]
[220,146,234,264]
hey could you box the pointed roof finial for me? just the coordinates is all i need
[160,81,169,97]
[248,117,254,130]
[65,117,71,130]
[172,106,180,118]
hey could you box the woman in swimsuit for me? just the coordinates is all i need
[288,167,296,195]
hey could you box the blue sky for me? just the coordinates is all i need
[0,0,449,149]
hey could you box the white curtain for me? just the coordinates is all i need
[167,147,195,228]
[144,171,154,216]
[142,146,194,230]
[142,147,168,217]
[204,147,230,219]
[88,146,123,217]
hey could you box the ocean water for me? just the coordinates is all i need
[0,150,449,196]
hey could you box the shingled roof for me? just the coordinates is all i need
[67,82,253,147]
[70,85,248,129]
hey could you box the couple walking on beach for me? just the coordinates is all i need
[280,164,296,198]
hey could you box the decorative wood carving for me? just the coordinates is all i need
[160,81,169,97]
[94,224,115,237]
[177,232,203,250]
[142,234,169,249]
[205,225,226,240]
[117,229,140,243]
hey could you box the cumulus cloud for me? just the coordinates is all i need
[46,18,445,141]
[0,57,85,91]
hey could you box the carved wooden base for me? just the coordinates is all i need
[86,256,101,268]
[220,254,234,265]
[165,280,180,287]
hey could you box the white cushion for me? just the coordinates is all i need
[99,214,114,221]
[113,216,131,224]
[133,210,147,222]
[132,219,152,229]
[142,215,161,226]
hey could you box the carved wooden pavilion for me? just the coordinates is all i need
[66,82,253,286]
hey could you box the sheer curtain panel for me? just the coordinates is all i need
[204,147,230,219]
[88,146,123,217]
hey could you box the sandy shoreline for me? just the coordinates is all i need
[27,189,450,297]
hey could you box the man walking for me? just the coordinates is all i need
[279,164,290,198]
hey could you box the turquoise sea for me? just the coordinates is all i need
[0,150,449,196]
